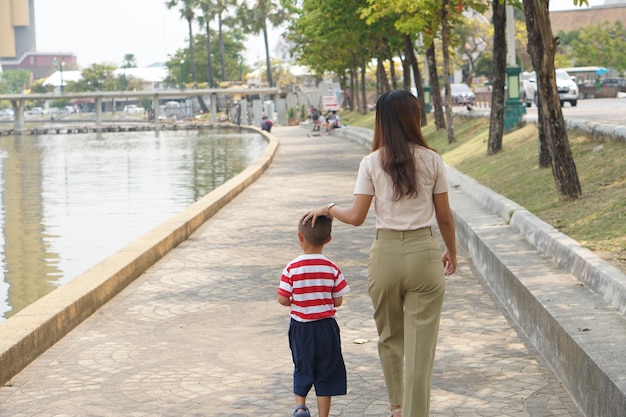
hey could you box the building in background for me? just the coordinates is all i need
[550,1,626,33]
[0,0,75,80]
[0,0,36,61]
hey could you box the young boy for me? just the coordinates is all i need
[278,215,350,417]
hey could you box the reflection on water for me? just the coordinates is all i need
[0,128,267,320]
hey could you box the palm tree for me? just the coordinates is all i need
[216,0,239,83]
[195,0,216,87]
[166,0,198,86]
[121,53,137,91]
[122,54,137,68]
[167,0,209,112]
[237,0,289,87]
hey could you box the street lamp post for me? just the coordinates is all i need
[180,59,185,90]
[239,55,243,84]
[123,63,127,91]
[503,5,525,132]
[60,58,65,93]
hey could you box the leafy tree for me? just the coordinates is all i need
[474,52,493,78]
[65,63,118,92]
[571,21,626,74]
[164,30,248,87]
[453,11,492,86]
[286,0,380,112]
[0,69,30,94]
[360,0,443,125]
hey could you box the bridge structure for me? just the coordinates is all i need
[0,87,279,131]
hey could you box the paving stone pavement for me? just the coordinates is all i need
[0,126,584,417]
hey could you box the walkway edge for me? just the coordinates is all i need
[0,127,278,386]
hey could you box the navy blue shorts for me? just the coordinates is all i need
[288,318,347,397]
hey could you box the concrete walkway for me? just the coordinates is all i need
[0,126,583,416]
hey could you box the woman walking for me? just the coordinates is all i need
[303,89,457,417]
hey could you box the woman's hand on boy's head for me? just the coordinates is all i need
[302,206,333,228]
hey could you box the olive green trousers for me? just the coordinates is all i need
[368,228,446,417]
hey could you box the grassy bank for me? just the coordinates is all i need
[340,110,625,273]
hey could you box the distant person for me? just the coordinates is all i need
[312,108,321,131]
[326,111,341,135]
[278,215,350,417]
[317,113,326,134]
[261,115,273,132]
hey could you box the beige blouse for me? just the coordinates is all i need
[353,145,449,230]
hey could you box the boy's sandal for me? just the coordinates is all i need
[390,406,402,416]
[294,405,311,417]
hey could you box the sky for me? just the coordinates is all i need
[34,0,280,69]
[34,0,610,70]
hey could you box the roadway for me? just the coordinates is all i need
[522,97,626,126]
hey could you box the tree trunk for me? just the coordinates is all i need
[537,102,552,168]
[187,18,208,113]
[360,57,367,114]
[219,14,226,82]
[339,72,349,110]
[441,0,456,144]
[524,0,581,200]
[263,23,273,87]
[404,35,427,126]
[352,54,360,113]
[487,0,506,155]
[205,20,215,88]
[399,50,410,91]
[377,59,389,95]
[387,44,397,90]
[349,63,356,112]
[426,42,445,130]
[187,19,197,84]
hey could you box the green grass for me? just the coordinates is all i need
[340,111,626,273]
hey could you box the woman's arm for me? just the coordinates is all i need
[433,192,457,275]
[304,194,373,227]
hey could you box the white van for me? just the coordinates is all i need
[522,69,579,107]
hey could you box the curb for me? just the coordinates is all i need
[0,126,278,386]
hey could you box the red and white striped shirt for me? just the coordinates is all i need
[277,254,350,322]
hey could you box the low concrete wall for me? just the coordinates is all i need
[445,169,626,316]
[303,121,626,417]
[0,127,278,386]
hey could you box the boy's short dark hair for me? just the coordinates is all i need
[299,215,332,246]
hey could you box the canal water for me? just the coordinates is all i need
[0,128,267,321]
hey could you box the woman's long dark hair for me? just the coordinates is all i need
[372,90,434,200]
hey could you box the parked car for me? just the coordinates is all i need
[521,72,536,107]
[0,108,14,118]
[601,78,626,88]
[123,104,144,114]
[447,83,475,105]
[25,107,48,116]
[522,69,578,107]
[556,69,579,106]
